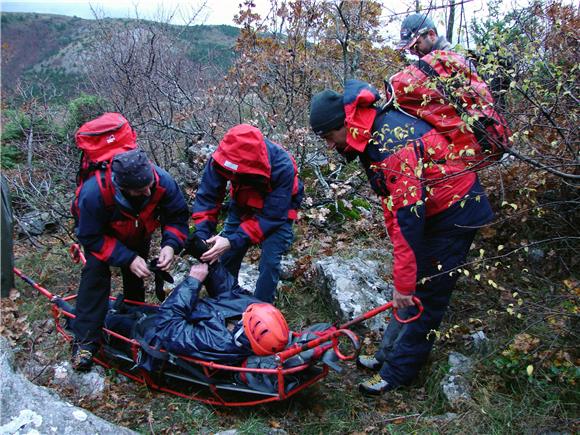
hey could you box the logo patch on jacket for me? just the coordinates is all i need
[223,160,239,171]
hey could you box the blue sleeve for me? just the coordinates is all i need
[229,154,296,249]
[154,276,204,355]
[76,179,136,266]
[156,169,190,253]
[191,159,228,241]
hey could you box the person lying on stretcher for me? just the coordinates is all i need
[107,261,290,362]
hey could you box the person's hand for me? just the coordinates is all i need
[157,246,175,271]
[392,289,415,309]
[130,256,152,278]
[200,235,231,264]
[189,263,209,281]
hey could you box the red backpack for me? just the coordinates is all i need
[71,113,137,222]
[388,51,512,171]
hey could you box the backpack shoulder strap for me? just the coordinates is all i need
[95,167,116,210]
[415,59,440,79]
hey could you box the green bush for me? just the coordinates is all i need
[0,145,22,169]
[65,94,107,134]
[1,110,30,142]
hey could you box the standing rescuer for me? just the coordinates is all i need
[309,79,494,396]
[191,124,303,303]
[71,116,189,371]
[389,13,510,170]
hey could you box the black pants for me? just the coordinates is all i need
[72,245,149,347]
[376,230,478,386]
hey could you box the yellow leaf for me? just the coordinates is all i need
[526,365,534,376]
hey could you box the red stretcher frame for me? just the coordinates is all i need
[13,247,422,407]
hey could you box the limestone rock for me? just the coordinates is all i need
[0,337,136,434]
[312,253,394,331]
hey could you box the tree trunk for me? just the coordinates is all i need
[447,0,456,44]
[1,176,15,297]
[26,123,34,169]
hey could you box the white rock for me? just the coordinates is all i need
[72,410,88,422]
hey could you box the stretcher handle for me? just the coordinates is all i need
[392,296,423,324]
[338,296,423,329]
[70,244,87,265]
[276,327,357,363]
[332,328,360,361]
[13,267,54,299]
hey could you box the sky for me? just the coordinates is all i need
[0,0,271,25]
[1,0,560,40]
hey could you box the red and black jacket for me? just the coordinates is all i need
[388,49,508,162]
[192,124,304,250]
[342,80,494,294]
[76,166,189,266]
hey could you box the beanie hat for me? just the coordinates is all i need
[111,148,154,189]
[309,90,345,136]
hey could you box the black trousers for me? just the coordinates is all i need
[71,244,149,347]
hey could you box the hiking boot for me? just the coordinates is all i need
[71,343,95,372]
[356,354,381,371]
[358,374,395,396]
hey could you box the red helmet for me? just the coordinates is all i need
[242,303,289,356]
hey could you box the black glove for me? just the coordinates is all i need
[183,232,210,261]
[148,259,174,302]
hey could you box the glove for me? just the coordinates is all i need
[148,259,174,302]
[183,232,210,261]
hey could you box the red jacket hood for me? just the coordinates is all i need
[212,124,271,179]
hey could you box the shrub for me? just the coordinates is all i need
[0,145,22,168]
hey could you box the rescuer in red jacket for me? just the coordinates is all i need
[309,79,494,396]
[72,146,189,371]
[191,124,304,303]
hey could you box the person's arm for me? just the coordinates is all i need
[156,168,190,269]
[191,159,228,241]
[76,180,136,267]
[379,142,426,306]
[154,264,208,355]
[227,154,297,251]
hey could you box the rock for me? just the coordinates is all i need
[468,330,489,354]
[0,337,136,434]
[440,352,473,408]
[17,211,57,236]
[52,362,106,399]
[448,352,473,375]
[171,162,200,187]
[312,254,394,331]
[279,256,297,281]
[237,262,259,293]
[188,143,216,163]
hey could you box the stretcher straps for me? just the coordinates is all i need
[135,337,215,385]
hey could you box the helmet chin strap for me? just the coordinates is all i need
[233,321,245,348]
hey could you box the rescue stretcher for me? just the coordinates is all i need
[14,246,422,407]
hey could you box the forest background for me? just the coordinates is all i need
[0,0,578,433]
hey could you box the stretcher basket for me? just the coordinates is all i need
[14,247,422,407]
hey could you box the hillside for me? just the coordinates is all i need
[0,12,240,99]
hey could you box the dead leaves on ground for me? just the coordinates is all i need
[0,289,32,345]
